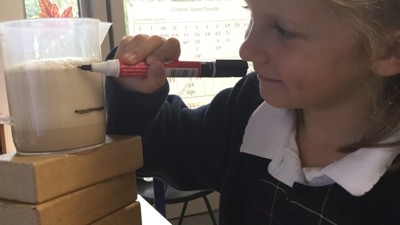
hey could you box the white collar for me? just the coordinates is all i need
[240,102,400,196]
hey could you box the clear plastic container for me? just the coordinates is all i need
[0,18,111,154]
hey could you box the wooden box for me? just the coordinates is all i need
[0,136,143,203]
[0,172,138,225]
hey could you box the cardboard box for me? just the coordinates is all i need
[91,201,142,225]
[0,135,142,204]
[0,172,138,225]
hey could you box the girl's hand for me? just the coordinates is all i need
[112,34,181,93]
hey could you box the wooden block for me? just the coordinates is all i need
[0,172,138,225]
[0,135,142,204]
[91,201,142,225]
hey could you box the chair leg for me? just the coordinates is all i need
[153,178,166,216]
[202,196,218,225]
[178,201,189,225]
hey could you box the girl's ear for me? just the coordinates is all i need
[372,30,400,77]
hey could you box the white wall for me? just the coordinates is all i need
[0,1,24,21]
[0,1,25,152]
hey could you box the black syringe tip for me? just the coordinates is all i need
[77,64,92,71]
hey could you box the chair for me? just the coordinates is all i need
[137,177,218,225]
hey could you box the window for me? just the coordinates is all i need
[24,0,80,18]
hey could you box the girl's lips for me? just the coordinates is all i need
[257,74,282,83]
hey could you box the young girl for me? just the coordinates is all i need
[105,0,400,224]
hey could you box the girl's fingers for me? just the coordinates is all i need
[147,37,181,63]
[115,35,180,64]
[114,34,149,59]
[122,35,167,64]
[111,35,181,94]
[145,58,168,90]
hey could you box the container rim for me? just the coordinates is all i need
[0,17,101,27]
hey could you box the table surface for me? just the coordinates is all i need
[137,195,172,225]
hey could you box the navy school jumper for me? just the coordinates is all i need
[105,50,400,225]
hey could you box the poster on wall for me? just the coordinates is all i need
[24,0,80,18]
[123,0,251,108]
[124,0,250,61]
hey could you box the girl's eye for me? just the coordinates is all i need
[273,23,295,39]
[242,0,249,10]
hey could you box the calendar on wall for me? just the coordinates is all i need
[124,0,251,108]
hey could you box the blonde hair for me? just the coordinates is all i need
[316,0,400,152]
[323,0,400,58]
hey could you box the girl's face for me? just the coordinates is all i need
[240,0,375,111]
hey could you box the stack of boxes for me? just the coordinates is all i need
[0,136,143,225]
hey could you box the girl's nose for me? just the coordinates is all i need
[239,23,268,64]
